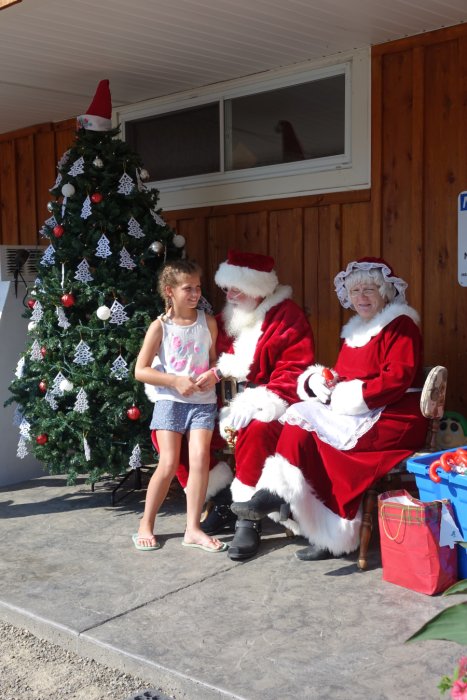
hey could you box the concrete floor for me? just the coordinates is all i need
[0,470,465,700]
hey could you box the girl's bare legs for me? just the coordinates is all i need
[137,430,182,547]
[184,429,224,550]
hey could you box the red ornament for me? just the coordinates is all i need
[53,224,65,238]
[127,406,141,421]
[40,346,47,357]
[27,299,36,309]
[36,433,48,445]
[61,293,75,307]
[38,380,47,393]
[91,192,103,204]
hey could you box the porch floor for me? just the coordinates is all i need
[0,471,463,700]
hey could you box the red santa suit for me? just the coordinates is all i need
[215,287,315,501]
[254,300,428,556]
[172,250,315,501]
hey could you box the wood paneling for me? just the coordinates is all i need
[0,121,75,247]
[0,22,466,411]
[15,135,36,245]
[372,26,467,413]
[0,140,18,244]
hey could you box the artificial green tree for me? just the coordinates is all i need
[6,80,184,484]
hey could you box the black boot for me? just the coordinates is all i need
[295,545,336,561]
[201,487,236,535]
[231,489,290,521]
[228,519,262,561]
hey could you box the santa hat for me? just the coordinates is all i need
[215,249,279,298]
[334,257,408,309]
[76,79,112,131]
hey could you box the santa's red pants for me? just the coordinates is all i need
[152,419,283,492]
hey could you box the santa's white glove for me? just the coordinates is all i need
[228,404,257,431]
[307,373,332,403]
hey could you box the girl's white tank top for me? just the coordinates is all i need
[151,309,216,404]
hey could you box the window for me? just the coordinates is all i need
[115,49,369,209]
[225,75,345,171]
[125,103,220,181]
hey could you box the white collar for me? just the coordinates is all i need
[341,302,420,348]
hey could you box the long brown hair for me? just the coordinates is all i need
[158,259,202,314]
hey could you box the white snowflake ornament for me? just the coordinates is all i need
[110,354,129,380]
[68,156,84,176]
[127,216,144,239]
[19,417,31,439]
[129,444,142,469]
[73,340,94,366]
[95,234,112,258]
[75,259,93,283]
[40,245,55,267]
[30,340,43,361]
[74,388,89,413]
[44,390,59,411]
[52,372,68,396]
[117,172,135,195]
[56,306,71,330]
[15,357,25,379]
[30,301,44,322]
[109,300,129,325]
[17,436,29,459]
[119,247,136,270]
[81,195,92,220]
[151,209,165,227]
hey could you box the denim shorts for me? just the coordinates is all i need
[150,400,217,434]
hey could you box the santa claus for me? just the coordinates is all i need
[180,249,316,560]
[232,257,428,561]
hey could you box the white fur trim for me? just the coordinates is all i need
[215,262,278,298]
[144,383,158,403]
[341,302,420,348]
[217,285,292,380]
[231,477,256,502]
[206,461,233,500]
[256,455,361,555]
[330,379,368,415]
[76,114,112,131]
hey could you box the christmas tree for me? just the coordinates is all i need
[6,80,185,485]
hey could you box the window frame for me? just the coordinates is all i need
[115,48,369,210]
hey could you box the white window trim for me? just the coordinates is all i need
[114,48,370,211]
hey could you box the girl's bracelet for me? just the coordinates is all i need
[210,367,223,383]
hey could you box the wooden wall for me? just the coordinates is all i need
[372,24,467,414]
[0,23,466,412]
[0,119,75,245]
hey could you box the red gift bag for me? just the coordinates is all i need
[378,490,458,595]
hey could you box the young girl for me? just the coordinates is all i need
[133,259,227,553]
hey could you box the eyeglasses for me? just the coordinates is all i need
[222,287,244,299]
[349,286,380,298]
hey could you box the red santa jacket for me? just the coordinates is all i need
[216,285,315,420]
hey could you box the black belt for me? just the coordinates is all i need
[237,381,257,392]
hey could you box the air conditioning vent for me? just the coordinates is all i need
[0,245,46,283]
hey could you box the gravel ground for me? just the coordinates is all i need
[0,620,174,700]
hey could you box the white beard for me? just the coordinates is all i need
[223,302,259,338]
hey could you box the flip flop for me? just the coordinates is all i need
[132,533,161,551]
[182,541,228,553]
